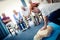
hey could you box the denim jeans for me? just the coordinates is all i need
[18,21,26,30]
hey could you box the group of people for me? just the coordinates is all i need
[1,0,60,40]
[1,4,42,35]
[30,0,60,40]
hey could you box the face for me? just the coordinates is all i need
[21,7,26,11]
[2,13,6,17]
[32,7,40,13]
[13,10,17,14]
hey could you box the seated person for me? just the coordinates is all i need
[21,7,30,28]
[2,13,11,25]
[32,3,60,40]
[13,10,26,31]
[1,13,17,35]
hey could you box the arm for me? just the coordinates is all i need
[40,16,48,30]
[43,16,48,27]
[3,18,11,23]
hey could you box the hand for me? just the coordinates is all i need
[19,19,23,22]
[40,25,47,31]
[23,15,25,17]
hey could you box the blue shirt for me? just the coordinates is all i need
[13,12,23,23]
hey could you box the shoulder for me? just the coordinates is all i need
[38,4,51,10]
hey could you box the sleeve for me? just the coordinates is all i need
[19,12,23,20]
[40,7,50,16]
[38,4,50,16]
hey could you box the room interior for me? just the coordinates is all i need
[0,0,60,40]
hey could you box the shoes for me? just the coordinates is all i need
[15,32,18,35]
[22,29,26,32]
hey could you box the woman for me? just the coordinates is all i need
[13,10,26,31]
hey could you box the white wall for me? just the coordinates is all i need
[0,0,48,24]
[0,0,23,24]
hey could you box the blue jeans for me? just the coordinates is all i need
[18,21,26,30]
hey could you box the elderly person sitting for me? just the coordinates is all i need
[2,13,17,35]
[13,10,26,31]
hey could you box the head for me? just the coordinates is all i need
[21,7,26,11]
[29,0,32,4]
[13,10,17,15]
[32,7,40,13]
[2,13,6,17]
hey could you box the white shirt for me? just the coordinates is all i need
[21,7,30,17]
[38,3,60,16]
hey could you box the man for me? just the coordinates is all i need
[2,13,17,35]
[29,0,50,26]
[32,3,60,40]
[13,10,26,31]
[21,7,31,28]
[2,13,11,25]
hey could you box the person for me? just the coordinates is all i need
[21,7,31,29]
[21,7,30,18]
[29,0,49,26]
[29,1,41,25]
[1,13,17,35]
[13,10,26,31]
[32,2,60,40]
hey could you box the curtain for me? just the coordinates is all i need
[21,0,27,7]
[0,17,9,40]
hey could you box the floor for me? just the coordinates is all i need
[4,22,43,40]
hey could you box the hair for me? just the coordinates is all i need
[30,3,39,10]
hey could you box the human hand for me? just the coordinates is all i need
[40,25,47,31]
